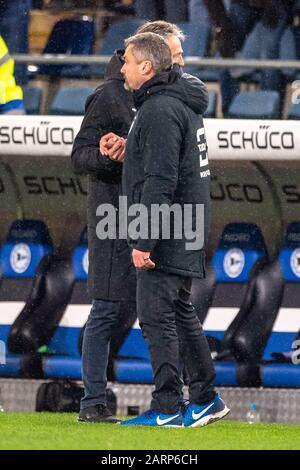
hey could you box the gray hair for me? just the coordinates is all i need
[125,32,172,74]
[136,20,185,41]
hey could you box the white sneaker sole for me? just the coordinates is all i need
[189,406,231,428]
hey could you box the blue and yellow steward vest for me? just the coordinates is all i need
[0,35,23,112]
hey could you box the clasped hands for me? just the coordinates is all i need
[99,132,126,162]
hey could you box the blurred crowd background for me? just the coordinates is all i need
[1,0,300,118]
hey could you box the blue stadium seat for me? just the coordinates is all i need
[192,223,283,388]
[0,219,75,379]
[35,18,95,78]
[179,22,210,58]
[228,91,281,119]
[23,86,43,115]
[92,19,144,77]
[196,67,220,83]
[280,27,297,82]
[261,223,300,388]
[49,87,95,116]
[1,220,52,280]
[231,21,283,90]
[116,319,152,384]
[288,103,300,120]
[43,228,91,380]
[180,22,211,76]
[0,220,53,377]
[204,90,217,118]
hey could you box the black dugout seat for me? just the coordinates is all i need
[0,220,72,377]
[0,220,53,376]
[198,223,284,386]
[43,228,91,380]
[7,222,75,362]
[261,223,300,388]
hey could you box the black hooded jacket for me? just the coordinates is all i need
[72,54,209,298]
[123,65,210,278]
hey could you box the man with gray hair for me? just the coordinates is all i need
[73,20,209,425]
[136,20,185,67]
[101,20,207,158]
[120,32,229,428]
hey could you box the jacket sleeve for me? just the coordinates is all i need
[71,88,122,177]
[196,78,209,116]
[134,104,183,253]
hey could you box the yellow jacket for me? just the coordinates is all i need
[0,35,23,106]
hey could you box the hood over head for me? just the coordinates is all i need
[104,49,125,82]
[84,50,126,109]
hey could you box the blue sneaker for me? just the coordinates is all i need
[183,394,230,428]
[120,409,183,427]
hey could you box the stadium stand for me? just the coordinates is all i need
[49,87,95,116]
[33,18,95,78]
[179,22,211,76]
[227,91,281,119]
[280,27,297,82]
[4,219,75,365]
[92,19,144,77]
[204,90,217,118]
[196,223,284,387]
[288,102,300,119]
[180,21,211,57]
[43,228,90,380]
[0,220,53,377]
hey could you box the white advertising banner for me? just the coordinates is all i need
[0,115,81,157]
[0,115,300,160]
[204,118,300,161]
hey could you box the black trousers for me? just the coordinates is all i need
[137,269,216,415]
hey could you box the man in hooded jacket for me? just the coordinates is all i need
[71,21,211,424]
[120,32,229,428]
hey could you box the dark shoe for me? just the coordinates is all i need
[121,409,183,427]
[78,404,120,423]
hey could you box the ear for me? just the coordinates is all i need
[142,60,152,76]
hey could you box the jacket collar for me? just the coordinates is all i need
[133,64,182,109]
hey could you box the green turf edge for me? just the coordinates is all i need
[0,414,300,450]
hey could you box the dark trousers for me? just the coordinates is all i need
[137,269,216,415]
[81,299,136,410]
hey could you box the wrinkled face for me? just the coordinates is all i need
[166,35,185,66]
[121,45,152,91]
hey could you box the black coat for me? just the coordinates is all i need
[71,52,137,301]
[123,66,210,279]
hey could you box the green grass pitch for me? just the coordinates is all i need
[0,413,299,450]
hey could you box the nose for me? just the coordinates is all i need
[179,55,185,67]
[121,63,126,76]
